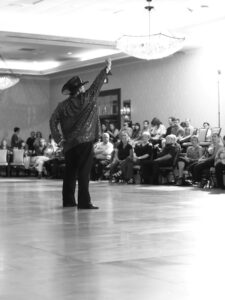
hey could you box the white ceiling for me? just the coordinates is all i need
[0,0,225,76]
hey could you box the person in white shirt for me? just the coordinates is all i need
[91,132,114,180]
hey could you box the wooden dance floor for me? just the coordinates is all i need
[0,178,225,300]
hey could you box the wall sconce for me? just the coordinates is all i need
[120,100,131,120]
[120,106,130,115]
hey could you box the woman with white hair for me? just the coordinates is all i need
[133,131,153,183]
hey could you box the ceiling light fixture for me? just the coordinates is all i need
[76,49,120,61]
[116,0,185,60]
[0,54,20,91]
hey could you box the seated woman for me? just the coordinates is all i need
[143,134,180,184]
[32,138,55,178]
[91,133,114,180]
[0,138,12,164]
[131,122,142,142]
[33,131,43,149]
[133,132,153,183]
[108,132,134,183]
[18,140,31,171]
[101,123,108,136]
[140,120,151,136]
[150,117,166,146]
[176,135,203,185]
[107,122,119,145]
[214,135,225,189]
[192,133,223,186]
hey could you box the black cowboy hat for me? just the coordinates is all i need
[61,76,89,95]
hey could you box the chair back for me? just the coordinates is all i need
[12,149,24,164]
[0,149,8,165]
[197,128,208,143]
[211,127,221,136]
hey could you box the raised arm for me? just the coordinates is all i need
[87,58,112,100]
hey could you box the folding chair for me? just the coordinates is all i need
[9,149,25,176]
[0,149,9,177]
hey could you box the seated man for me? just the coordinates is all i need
[179,118,195,146]
[91,132,114,180]
[143,134,180,184]
[170,118,185,141]
[118,121,133,140]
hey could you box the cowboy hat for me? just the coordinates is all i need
[61,76,89,95]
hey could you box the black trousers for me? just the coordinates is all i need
[63,142,93,207]
[215,163,225,188]
[142,159,172,184]
[192,158,214,182]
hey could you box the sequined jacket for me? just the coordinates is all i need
[50,67,108,153]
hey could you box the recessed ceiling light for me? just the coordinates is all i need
[67,52,73,55]
[200,5,209,8]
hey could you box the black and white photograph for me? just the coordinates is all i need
[0,0,225,299]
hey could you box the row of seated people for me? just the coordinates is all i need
[102,117,216,148]
[1,118,222,182]
[0,134,65,179]
[90,131,225,190]
[91,131,180,184]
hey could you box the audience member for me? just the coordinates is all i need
[214,135,225,189]
[192,133,222,186]
[133,131,153,183]
[33,131,43,149]
[101,123,108,136]
[0,138,12,163]
[91,133,114,180]
[118,121,133,140]
[131,122,141,141]
[176,135,203,185]
[0,138,11,150]
[32,138,52,178]
[109,132,134,183]
[150,117,166,146]
[140,120,151,136]
[26,131,36,153]
[202,121,212,142]
[11,127,22,149]
[165,117,176,136]
[170,118,185,141]
[179,118,195,145]
[142,134,180,184]
[44,145,65,179]
[107,122,119,144]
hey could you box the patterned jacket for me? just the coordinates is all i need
[50,67,108,153]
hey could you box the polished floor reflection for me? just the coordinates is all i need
[0,178,225,300]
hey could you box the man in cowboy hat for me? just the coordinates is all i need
[50,58,112,209]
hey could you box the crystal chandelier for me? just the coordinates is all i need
[0,55,20,91]
[116,0,185,60]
